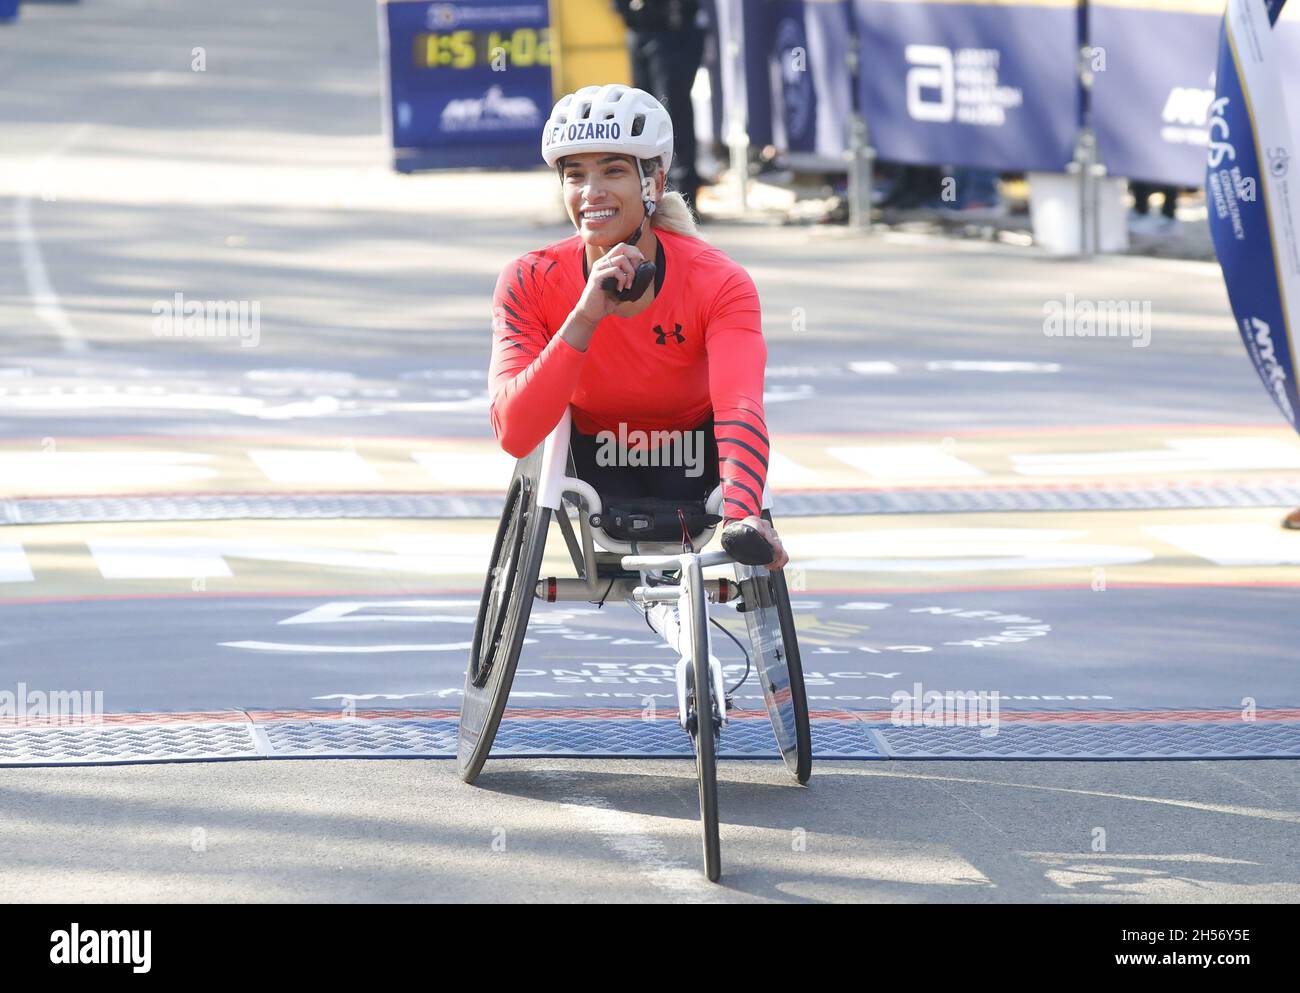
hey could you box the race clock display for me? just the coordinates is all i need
[381,0,553,171]
[415,28,553,69]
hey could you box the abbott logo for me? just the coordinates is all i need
[905,45,954,123]
[50,924,151,974]
[905,45,1019,126]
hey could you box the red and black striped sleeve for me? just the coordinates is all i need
[487,255,588,458]
[704,267,769,521]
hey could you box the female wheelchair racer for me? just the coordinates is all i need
[461,85,812,879]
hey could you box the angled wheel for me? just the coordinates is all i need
[685,556,722,882]
[458,449,550,784]
[735,510,812,784]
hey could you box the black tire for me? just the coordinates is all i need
[685,557,722,882]
[736,508,813,785]
[768,564,813,785]
[458,454,550,784]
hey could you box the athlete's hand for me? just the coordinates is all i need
[723,515,789,570]
[574,242,647,324]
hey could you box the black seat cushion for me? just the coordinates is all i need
[595,497,722,543]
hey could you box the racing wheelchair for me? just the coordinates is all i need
[458,408,811,882]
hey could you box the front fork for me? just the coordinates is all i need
[635,585,728,734]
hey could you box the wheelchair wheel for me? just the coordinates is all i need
[735,511,812,784]
[685,556,722,882]
[458,450,550,784]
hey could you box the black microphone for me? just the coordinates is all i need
[601,206,656,302]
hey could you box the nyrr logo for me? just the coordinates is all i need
[653,323,685,345]
[1161,86,1215,127]
[1160,84,1215,148]
[1245,316,1296,422]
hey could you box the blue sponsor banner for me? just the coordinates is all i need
[1207,0,1300,433]
[796,0,854,161]
[714,0,853,164]
[1090,1,1221,188]
[379,0,553,172]
[0,0,18,23]
[715,0,775,149]
[852,0,1080,172]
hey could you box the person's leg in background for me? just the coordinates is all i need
[1158,186,1179,220]
[626,26,652,101]
[628,28,704,207]
[1131,181,1154,216]
[665,26,705,207]
[1130,180,1160,235]
[1130,181,1181,236]
[880,165,943,210]
[944,167,1004,217]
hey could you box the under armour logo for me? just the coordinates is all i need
[653,323,685,345]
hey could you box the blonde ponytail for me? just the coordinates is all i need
[651,190,702,238]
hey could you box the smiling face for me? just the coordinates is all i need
[560,152,662,246]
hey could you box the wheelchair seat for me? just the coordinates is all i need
[563,444,723,550]
[591,495,722,544]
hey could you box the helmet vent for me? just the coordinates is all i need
[630,113,645,137]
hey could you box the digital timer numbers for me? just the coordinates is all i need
[416,28,552,69]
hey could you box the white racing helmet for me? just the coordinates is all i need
[541,84,674,181]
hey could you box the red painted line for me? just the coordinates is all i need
[774,423,1291,440]
[779,478,1300,494]
[2,580,1299,608]
[3,489,463,501]
[2,707,1297,728]
[8,477,1300,502]
[795,581,1300,594]
[0,434,473,446]
[0,588,463,606]
[0,424,1288,448]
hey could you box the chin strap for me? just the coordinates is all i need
[624,163,657,247]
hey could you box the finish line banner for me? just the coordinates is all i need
[1207,0,1300,432]
[851,0,1079,172]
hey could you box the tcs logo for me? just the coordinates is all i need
[1207,95,1236,169]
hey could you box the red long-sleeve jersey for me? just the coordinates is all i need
[488,227,769,521]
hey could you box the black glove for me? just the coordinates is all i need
[721,518,775,566]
